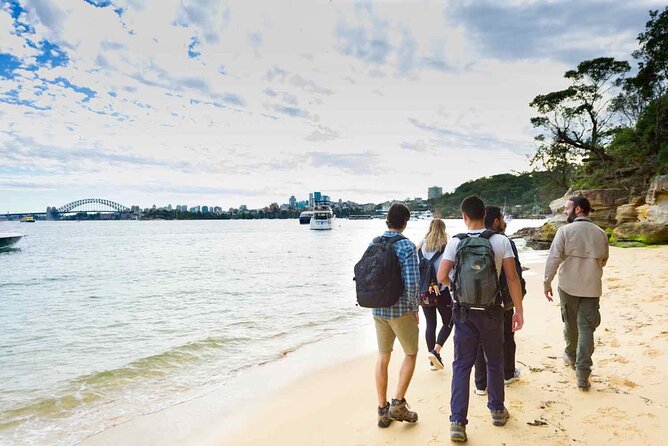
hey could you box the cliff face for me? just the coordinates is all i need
[523,175,668,249]
[612,175,668,244]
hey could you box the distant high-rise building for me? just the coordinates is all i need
[428,186,443,200]
[240,205,248,211]
[289,195,297,207]
[202,206,209,213]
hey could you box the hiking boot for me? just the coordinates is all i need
[504,368,521,385]
[388,398,418,423]
[474,387,487,396]
[427,350,444,370]
[491,407,510,426]
[577,376,591,391]
[450,421,467,442]
[563,352,576,370]
[377,402,392,428]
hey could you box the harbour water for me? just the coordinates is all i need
[0,218,546,445]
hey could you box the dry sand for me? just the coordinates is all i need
[222,246,668,446]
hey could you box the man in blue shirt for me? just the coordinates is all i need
[373,203,421,428]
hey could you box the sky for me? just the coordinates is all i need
[0,0,664,213]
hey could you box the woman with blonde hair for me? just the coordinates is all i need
[417,218,453,371]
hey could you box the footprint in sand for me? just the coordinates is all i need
[608,376,638,389]
[642,365,657,375]
[646,295,665,303]
[427,436,443,446]
[583,406,628,424]
[508,399,524,412]
[598,354,629,366]
[644,346,660,358]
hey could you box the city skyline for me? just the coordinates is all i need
[1,0,664,213]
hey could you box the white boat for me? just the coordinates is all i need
[298,210,313,224]
[310,205,334,230]
[0,233,23,249]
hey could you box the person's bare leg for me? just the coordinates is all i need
[394,353,417,400]
[375,353,391,406]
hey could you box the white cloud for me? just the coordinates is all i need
[0,0,663,212]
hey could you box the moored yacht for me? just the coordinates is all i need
[310,205,334,230]
[298,210,313,224]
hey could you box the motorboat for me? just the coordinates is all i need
[299,210,313,224]
[310,205,334,230]
[20,215,35,223]
[0,233,23,249]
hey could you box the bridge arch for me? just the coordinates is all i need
[57,198,130,213]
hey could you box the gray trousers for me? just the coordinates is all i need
[559,289,601,379]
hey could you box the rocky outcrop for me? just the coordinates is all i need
[515,221,562,250]
[612,175,668,244]
[520,176,668,249]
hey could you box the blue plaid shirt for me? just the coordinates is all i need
[372,231,420,319]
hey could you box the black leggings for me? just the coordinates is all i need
[421,290,453,352]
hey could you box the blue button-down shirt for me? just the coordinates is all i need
[372,231,420,319]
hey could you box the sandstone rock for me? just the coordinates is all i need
[615,204,640,225]
[612,221,668,244]
[629,195,645,206]
[646,174,668,205]
[522,220,564,250]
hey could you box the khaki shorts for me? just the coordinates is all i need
[374,311,419,355]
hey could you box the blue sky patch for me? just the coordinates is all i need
[0,53,21,78]
[187,37,201,58]
[51,77,97,102]
[35,40,69,68]
[83,0,113,8]
[0,89,51,110]
[4,0,23,19]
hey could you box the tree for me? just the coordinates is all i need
[529,139,578,191]
[629,7,668,154]
[530,57,631,163]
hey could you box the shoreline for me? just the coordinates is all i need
[82,246,668,445]
[221,246,668,445]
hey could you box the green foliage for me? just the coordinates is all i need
[532,9,668,195]
[430,171,565,217]
[530,57,630,164]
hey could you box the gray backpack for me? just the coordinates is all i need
[451,230,501,309]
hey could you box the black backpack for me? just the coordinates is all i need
[499,238,527,309]
[418,246,445,307]
[354,235,406,308]
[451,230,502,310]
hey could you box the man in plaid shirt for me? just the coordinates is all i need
[373,203,421,428]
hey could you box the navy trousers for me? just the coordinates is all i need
[450,306,505,425]
[474,309,515,388]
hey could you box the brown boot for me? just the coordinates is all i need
[388,398,418,423]
[377,402,392,428]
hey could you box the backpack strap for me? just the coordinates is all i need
[453,233,468,241]
[428,245,445,265]
[382,234,406,244]
[478,229,497,239]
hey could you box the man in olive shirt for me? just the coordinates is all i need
[544,196,609,391]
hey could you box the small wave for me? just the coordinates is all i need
[0,335,245,430]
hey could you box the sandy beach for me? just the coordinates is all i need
[221,245,668,446]
[80,245,668,446]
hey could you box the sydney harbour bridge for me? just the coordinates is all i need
[3,198,132,219]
